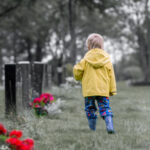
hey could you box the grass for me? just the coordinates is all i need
[0,82,150,150]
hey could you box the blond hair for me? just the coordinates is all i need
[86,33,104,50]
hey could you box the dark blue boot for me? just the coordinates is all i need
[104,116,115,134]
[88,119,97,131]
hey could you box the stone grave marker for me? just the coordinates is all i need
[5,62,46,115]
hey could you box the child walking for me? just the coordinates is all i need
[73,33,117,134]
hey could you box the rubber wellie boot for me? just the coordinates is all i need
[104,116,115,134]
[88,119,97,131]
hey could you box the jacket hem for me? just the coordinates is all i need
[83,93,110,97]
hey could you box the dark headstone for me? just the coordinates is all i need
[5,64,16,115]
[31,62,44,99]
[16,62,31,113]
[5,62,46,115]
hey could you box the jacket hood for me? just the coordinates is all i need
[84,48,110,68]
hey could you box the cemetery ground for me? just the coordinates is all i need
[0,82,150,150]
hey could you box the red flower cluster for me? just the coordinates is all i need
[6,137,34,150]
[9,130,22,138]
[30,93,54,109]
[0,123,7,135]
[0,123,34,150]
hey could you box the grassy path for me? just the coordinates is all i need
[0,82,150,150]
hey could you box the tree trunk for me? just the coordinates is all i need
[35,39,42,61]
[26,38,33,62]
[68,0,77,64]
[136,0,150,82]
[57,53,63,85]
[0,2,21,18]
[144,0,150,82]
[136,26,150,82]
[13,32,17,63]
[0,49,3,84]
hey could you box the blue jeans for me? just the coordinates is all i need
[85,96,113,120]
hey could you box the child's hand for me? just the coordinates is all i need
[109,92,117,96]
[109,93,113,96]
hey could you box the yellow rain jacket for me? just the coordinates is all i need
[73,48,117,97]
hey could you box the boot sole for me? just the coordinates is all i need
[107,130,115,134]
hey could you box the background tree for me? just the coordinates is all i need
[115,0,150,82]
[1,0,148,85]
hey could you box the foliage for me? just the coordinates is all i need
[65,63,73,77]
[0,0,122,62]
[116,0,150,81]
[122,66,143,80]
[0,0,149,83]
[116,52,143,80]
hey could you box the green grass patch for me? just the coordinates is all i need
[0,82,150,150]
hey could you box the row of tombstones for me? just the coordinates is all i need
[5,61,51,115]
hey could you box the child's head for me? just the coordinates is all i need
[86,33,104,50]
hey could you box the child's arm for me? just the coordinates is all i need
[73,59,85,81]
[109,64,117,96]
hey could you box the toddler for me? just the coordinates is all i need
[73,33,117,134]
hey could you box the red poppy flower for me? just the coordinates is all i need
[19,144,33,150]
[17,139,34,150]
[43,98,49,104]
[40,93,51,98]
[22,138,34,147]
[9,130,23,138]
[33,97,42,103]
[40,95,49,101]
[41,93,53,99]
[0,123,7,135]
[6,138,22,147]
[40,93,54,104]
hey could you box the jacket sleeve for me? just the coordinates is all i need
[109,64,117,96]
[73,59,85,81]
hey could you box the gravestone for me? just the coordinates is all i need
[16,61,31,113]
[5,62,46,115]
[31,62,44,99]
[43,64,50,89]
[5,64,16,115]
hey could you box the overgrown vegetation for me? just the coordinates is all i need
[0,82,150,150]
